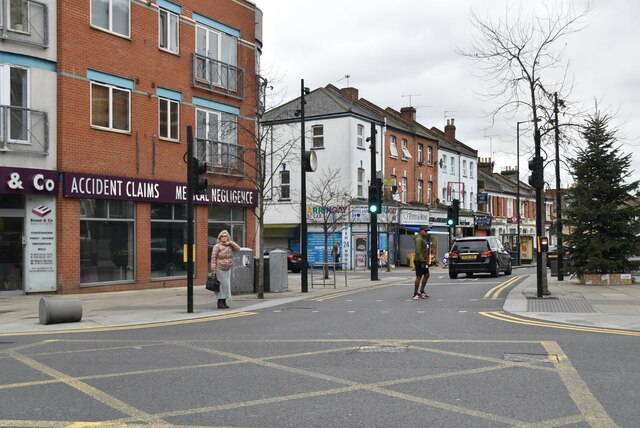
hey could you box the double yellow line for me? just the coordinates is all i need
[484,276,522,299]
[481,311,640,336]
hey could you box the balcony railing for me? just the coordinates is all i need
[192,53,244,100]
[0,105,49,154]
[0,0,49,48]
[195,137,245,177]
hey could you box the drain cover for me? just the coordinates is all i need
[357,345,408,353]
[504,353,558,363]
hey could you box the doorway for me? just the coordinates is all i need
[0,216,24,292]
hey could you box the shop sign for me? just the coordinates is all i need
[63,172,258,207]
[475,215,492,230]
[399,209,429,225]
[0,167,58,195]
[25,196,56,292]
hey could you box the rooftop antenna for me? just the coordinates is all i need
[401,94,422,107]
[444,110,457,125]
[483,134,499,160]
[338,74,351,86]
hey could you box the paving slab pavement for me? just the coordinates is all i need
[1,267,639,335]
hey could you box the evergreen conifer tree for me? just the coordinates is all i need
[564,113,640,276]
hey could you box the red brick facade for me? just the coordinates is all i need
[56,0,260,293]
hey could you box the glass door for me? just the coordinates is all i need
[0,216,23,292]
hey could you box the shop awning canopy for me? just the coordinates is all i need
[401,225,449,235]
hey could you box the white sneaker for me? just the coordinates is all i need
[412,294,421,300]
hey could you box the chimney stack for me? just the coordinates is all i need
[340,87,359,102]
[444,118,456,140]
[478,157,494,174]
[400,106,417,122]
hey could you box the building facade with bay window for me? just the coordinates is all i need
[1,0,263,295]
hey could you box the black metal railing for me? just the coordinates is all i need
[192,53,244,99]
[0,0,49,48]
[0,105,49,154]
[195,137,244,176]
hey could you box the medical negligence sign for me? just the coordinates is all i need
[63,172,258,207]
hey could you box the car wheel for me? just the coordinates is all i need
[505,262,512,275]
[490,263,499,277]
[291,268,301,273]
[449,271,458,279]
[466,272,474,278]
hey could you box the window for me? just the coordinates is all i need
[279,170,290,200]
[427,180,433,204]
[401,177,407,203]
[389,136,398,158]
[427,146,433,165]
[159,98,179,141]
[0,64,29,143]
[1,0,29,32]
[417,180,423,203]
[195,24,238,90]
[442,187,446,202]
[441,155,447,172]
[91,82,130,132]
[80,199,135,284]
[91,0,130,37]
[312,125,324,148]
[463,160,467,177]
[450,157,455,174]
[417,144,423,164]
[357,168,365,197]
[401,139,412,160]
[150,203,187,278]
[159,8,179,53]
[470,162,474,178]
[507,197,514,218]
[357,124,364,148]
[195,108,238,169]
[208,206,245,264]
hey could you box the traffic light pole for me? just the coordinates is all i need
[186,126,195,313]
[370,122,379,281]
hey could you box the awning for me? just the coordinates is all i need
[400,225,449,235]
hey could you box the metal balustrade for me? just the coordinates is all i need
[195,137,245,176]
[192,53,244,99]
[0,0,49,48]
[0,105,49,154]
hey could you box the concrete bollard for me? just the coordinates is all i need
[39,297,83,325]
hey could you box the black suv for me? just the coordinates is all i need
[448,237,512,279]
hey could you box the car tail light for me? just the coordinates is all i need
[449,252,459,259]
[288,255,297,261]
[481,250,493,258]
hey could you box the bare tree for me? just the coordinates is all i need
[378,190,400,272]
[307,168,351,278]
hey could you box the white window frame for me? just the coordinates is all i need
[0,64,30,144]
[90,81,131,133]
[195,24,238,90]
[1,0,29,33]
[356,124,364,148]
[357,168,365,198]
[389,136,398,158]
[279,170,290,200]
[401,177,407,203]
[427,180,433,204]
[417,180,423,203]
[463,160,467,177]
[159,8,180,54]
[450,157,455,174]
[507,197,514,218]
[470,162,475,178]
[195,108,237,167]
[427,146,433,165]
[441,155,447,173]
[90,0,131,38]
[401,139,412,160]
[417,143,423,164]
[158,97,179,141]
[312,125,324,148]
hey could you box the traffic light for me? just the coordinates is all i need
[528,156,544,188]
[447,206,455,227]
[189,156,208,194]
[452,198,460,225]
[368,184,380,214]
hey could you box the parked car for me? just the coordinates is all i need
[448,236,512,279]
[263,248,302,273]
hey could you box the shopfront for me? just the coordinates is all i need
[0,166,58,294]
[62,171,257,292]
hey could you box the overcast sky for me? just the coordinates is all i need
[258,0,640,188]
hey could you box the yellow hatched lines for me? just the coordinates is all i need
[483,275,522,299]
[0,311,256,337]
[481,311,640,336]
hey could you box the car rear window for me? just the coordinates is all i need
[452,240,490,253]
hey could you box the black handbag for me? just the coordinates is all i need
[206,274,220,292]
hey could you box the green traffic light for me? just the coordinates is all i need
[369,205,378,214]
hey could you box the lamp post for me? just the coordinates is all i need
[516,119,537,265]
[300,79,310,293]
[554,92,564,281]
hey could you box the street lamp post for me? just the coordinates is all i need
[554,92,564,281]
[300,79,309,293]
[516,119,537,266]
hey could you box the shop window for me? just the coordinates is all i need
[150,203,188,278]
[207,206,245,263]
[80,199,135,284]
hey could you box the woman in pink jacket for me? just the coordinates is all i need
[210,230,240,309]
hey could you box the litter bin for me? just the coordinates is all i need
[407,252,416,271]
[550,259,559,277]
